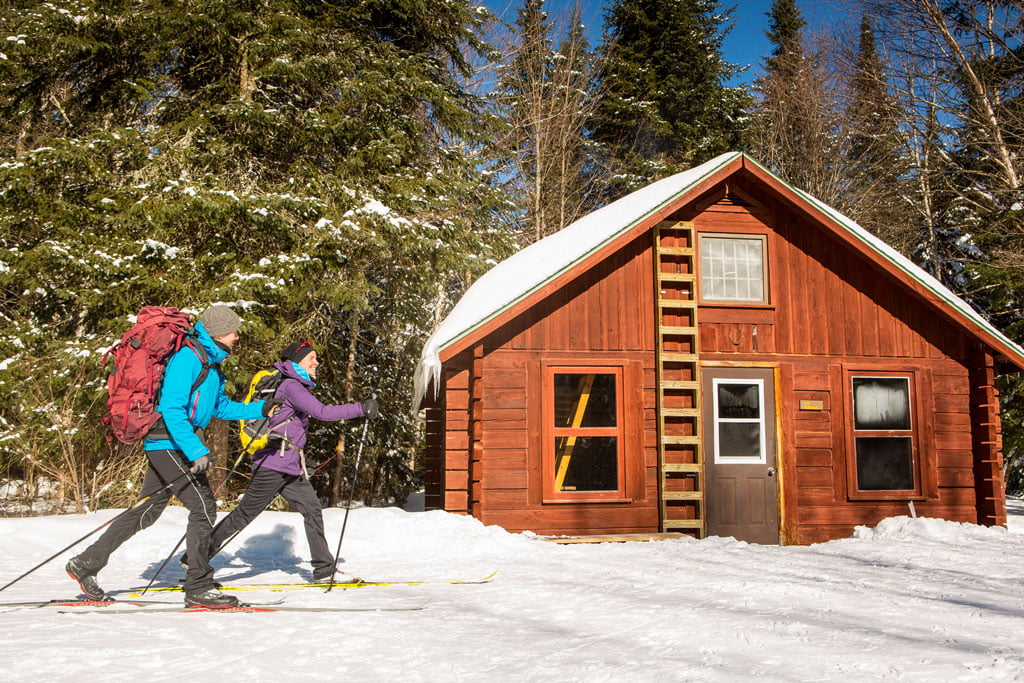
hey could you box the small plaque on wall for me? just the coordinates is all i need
[800,400,824,411]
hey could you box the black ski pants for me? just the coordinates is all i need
[209,467,333,576]
[75,449,217,593]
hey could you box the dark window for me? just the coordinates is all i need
[553,436,618,492]
[554,373,617,428]
[544,366,627,499]
[855,437,914,490]
[851,375,916,493]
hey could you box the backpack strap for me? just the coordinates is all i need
[146,339,215,441]
[184,339,213,394]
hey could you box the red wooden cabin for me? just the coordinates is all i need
[415,153,1024,544]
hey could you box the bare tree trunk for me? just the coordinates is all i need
[914,0,1018,190]
[329,313,360,507]
[490,2,605,243]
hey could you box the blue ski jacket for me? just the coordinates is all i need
[144,321,265,462]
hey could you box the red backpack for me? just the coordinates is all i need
[102,306,209,444]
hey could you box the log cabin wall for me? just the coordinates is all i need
[969,350,1006,527]
[440,354,472,514]
[452,233,662,535]
[686,176,986,543]
[428,167,1008,542]
[421,385,445,511]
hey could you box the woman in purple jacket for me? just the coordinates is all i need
[200,341,377,583]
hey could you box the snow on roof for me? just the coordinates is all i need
[413,152,743,406]
[757,154,1024,368]
[414,152,1024,407]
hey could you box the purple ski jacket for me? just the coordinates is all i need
[252,360,365,476]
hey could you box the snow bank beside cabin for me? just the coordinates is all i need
[853,514,1012,543]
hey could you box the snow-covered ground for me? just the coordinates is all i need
[1,498,1023,681]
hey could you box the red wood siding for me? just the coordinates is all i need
[488,235,656,353]
[442,354,472,514]
[692,182,985,542]
[691,181,968,362]
[456,234,662,535]
[425,169,1006,543]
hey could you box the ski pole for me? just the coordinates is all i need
[138,447,252,595]
[0,469,194,593]
[154,462,278,594]
[327,420,369,593]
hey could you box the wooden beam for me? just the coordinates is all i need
[542,533,687,544]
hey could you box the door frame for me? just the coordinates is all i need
[700,361,785,543]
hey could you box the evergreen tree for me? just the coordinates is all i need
[0,0,509,509]
[748,0,843,204]
[763,0,806,85]
[847,17,898,170]
[844,15,916,253]
[589,0,750,195]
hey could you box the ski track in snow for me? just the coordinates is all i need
[1,501,1023,681]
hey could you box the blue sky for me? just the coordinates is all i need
[481,1,828,86]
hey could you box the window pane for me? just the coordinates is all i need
[856,437,914,490]
[700,236,765,302]
[853,377,910,430]
[553,373,616,427]
[718,423,762,460]
[554,436,618,491]
[717,383,760,419]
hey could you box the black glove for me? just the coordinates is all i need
[191,455,215,474]
[360,398,379,419]
[262,397,285,417]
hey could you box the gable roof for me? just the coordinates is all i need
[415,152,1024,405]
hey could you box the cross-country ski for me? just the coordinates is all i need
[0,598,177,609]
[132,569,498,595]
[57,602,427,615]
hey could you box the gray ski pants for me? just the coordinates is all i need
[208,467,332,576]
[75,449,218,593]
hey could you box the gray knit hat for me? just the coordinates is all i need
[200,305,241,338]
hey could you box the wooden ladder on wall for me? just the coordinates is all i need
[654,220,704,537]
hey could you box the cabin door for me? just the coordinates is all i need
[701,367,779,544]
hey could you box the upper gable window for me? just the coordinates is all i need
[698,234,768,304]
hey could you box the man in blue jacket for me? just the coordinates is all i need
[67,305,276,607]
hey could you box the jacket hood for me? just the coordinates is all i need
[274,359,315,388]
[194,321,229,364]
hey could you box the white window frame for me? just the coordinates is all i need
[698,233,769,304]
[712,377,767,465]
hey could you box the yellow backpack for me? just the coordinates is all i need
[238,369,285,455]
